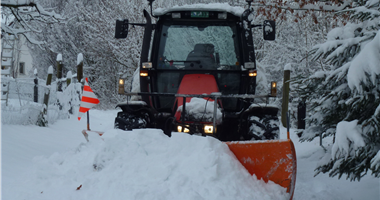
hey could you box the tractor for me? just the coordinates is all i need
[114,1,296,199]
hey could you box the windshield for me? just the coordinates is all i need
[157,21,241,70]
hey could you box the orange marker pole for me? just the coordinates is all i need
[87,111,90,131]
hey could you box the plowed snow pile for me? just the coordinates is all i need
[12,129,287,200]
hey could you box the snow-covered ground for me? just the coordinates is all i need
[1,109,379,200]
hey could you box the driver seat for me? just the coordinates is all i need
[185,43,216,70]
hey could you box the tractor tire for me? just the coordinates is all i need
[114,112,149,131]
[247,115,279,140]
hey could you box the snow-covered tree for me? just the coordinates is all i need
[1,0,63,46]
[251,1,345,125]
[300,0,380,180]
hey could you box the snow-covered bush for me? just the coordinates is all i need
[1,79,81,126]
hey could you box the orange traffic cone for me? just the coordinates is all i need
[78,77,100,121]
[78,78,103,142]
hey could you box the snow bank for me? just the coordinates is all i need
[15,129,287,200]
[347,30,380,92]
[332,120,365,160]
[154,3,245,17]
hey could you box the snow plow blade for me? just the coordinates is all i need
[226,139,296,199]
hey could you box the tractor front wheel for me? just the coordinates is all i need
[114,111,149,131]
[246,115,279,140]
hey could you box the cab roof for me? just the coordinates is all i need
[153,3,245,18]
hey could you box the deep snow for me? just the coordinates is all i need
[2,109,380,200]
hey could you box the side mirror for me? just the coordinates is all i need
[263,20,275,41]
[115,19,129,39]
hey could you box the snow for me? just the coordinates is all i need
[2,109,379,200]
[67,70,72,79]
[34,68,38,75]
[130,67,141,101]
[77,53,84,65]
[176,97,223,124]
[332,120,365,160]
[154,3,245,17]
[284,63,292,71]
[347,30,380,92]
[48,65,53,74]
[309,71,326,79]
[118,101,147,106]
[326,24,361,41]
[56,53,62,61]
[1,68,11,75]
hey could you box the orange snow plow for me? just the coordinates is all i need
[226,139,296,199]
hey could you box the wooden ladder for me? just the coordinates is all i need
[0,68,10,106]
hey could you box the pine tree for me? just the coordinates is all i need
[299,0,380,180]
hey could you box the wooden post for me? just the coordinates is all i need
[43,66,53,114]
[34,74,38,103]
[77,53,84,84]
[66,71,72,86]
[38,66,53,127]
[57,54,63,92]
[281,64,291,127]
[297,99,306,129]
[67,71,73,114]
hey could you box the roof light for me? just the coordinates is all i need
[271,81,277,96]
[119,79,124,85]
[142,62,152,69]
[218,12,227,19]
[118,78,125,94]
[172,13,181,18]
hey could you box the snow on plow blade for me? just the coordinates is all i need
[226,139,296,199]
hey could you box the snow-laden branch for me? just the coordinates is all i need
[1,0,64,47]
[1,0,34,7]
[252,0,352,12]
[347,30,380,92]
[332,120,365,160]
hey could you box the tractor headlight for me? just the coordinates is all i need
[204,125,214,134]
[140,70,148,77]
[177,125,190,133]
[248,69,257,77]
